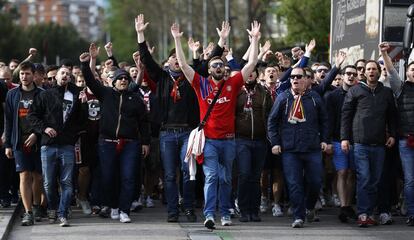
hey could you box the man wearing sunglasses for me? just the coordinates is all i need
[324,65,358,223]
[268,67,329,228]
[172,20,260,229]
[355,59,366,81]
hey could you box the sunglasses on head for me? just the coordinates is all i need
[210,62,224,68]
[345,72,357,77]
[290,74,303,79]
[316,68,329,73]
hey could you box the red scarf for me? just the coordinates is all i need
[243,85,255,112]
[170,74,184,103]
[288,90,306,124]
[139,88,151,112]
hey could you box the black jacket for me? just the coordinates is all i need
[324,87,347,142]
[341,81,397,145]
[80,62,150,144]
[28,83,87,146]
[396,81,414,137]
[139,41,199,128]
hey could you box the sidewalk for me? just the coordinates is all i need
[0,203,20,240]
[5,201,414,240]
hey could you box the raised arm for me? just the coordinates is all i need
[379,42,403,93]
[80,46,106,100]
[258,40,271,61]
[89,43,100,73]
[135,14,149,44]
[172,23,195,84]
[241,21,261,81]
[132,51,144,84]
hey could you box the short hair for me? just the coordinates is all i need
[407,61,414,69]
[9,59,20,65]
[61,58,73,68]
[291,67,305,75]
[354,59,366,66]
[303,67,314,78]
[341,65,357,74]
[208,56,224,67]
[46,65,59,73]
[33,63,45,74]
[20,61,35,73]
[365,60,381,74]
[318,62,331,70]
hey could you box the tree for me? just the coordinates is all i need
[276,0,330,60]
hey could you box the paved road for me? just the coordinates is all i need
[6,201,414,240]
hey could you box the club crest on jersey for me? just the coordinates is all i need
[226,85,232,92]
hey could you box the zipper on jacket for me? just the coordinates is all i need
[13,92,22,148]
[115,94,123,138]
[250,108,254,140]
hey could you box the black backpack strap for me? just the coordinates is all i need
[198,80,226,130]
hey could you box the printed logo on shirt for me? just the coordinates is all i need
[226,85,232,92]
[87,99,101,121]
[207,96,230,105]
[18,99,33,117]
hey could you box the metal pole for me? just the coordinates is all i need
[225,0,229,22]
[188,0,193,59]
[203,0,207,47]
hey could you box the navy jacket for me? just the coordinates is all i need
[4,85,43,150]
[268,89,329,152]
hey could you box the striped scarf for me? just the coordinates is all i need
[288,91,306,124]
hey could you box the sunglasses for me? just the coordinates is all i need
[210,62,224,68]
[290,74,303,79]
[357,66,365,71]
[48,76,56,81]
[345,72,357,77]
[316,68,329,73]
[117,76,129,80]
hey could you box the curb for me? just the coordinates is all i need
[1,201,22,240]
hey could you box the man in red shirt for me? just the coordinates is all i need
[172,21,260,229]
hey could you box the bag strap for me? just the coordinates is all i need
[198,80,226,130]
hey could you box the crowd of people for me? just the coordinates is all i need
[0,13,413,230]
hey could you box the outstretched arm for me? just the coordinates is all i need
[172,23,195,83]
[379,42,403,93]
[241,21,261,81]
[135,14,149,44]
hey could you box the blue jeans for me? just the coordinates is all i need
[400,139,414,217]
[99,139,141,214]
[236,139,266,215]
[203,138,236,218]
[354,144,385,216]
[41,145,75,218]
[282,151,323,220]
[159,130,195,215]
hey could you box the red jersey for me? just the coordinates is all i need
[192,72,244,139]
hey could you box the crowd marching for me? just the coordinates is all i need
[0,13,413,230]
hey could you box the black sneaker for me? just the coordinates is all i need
[48,210,57,224]
[250,213,261,222]
[99,206,110,218]
[185,209,197,222]
[345,206,357,220]
[33,205,42,222]
[167,213,179,222]
[239,213,249,222]
[40,205,48,218]
[338,207,348,223]
[407,216,414,226]
[21,212,34,226]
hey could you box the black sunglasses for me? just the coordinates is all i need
[345,72,357,77]
[290,74,303,79]
[357,66,365,71]
[316,68,329,73]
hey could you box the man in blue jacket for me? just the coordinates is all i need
[268,67,329,228]
[4,62,43,226]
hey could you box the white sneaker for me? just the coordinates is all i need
[110,208,119,220]
[379,212,393,225]
[119,211,131,223]
[291,219,304,228]
[260,197,268,213]
[79,200,92,215]
[204,215,215,229]
[314,199,322,210]
[319,195,326,207]
[221,216,232,226]
[146,196,154,208]
[272,203,284,217]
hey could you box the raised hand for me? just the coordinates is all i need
[89,43,100,59]
[79,52,91,63]
[247,20,261,38]
[202,42,214,60]
[379,42,390,53]
[135,14,149,33]
[188,38,201,52]
[146,42,155,54]
[104,42,113,56]
[132,51,143,69]
[335,50,347,68]
[259,40,271,55]
[170,23,183,38]
[216,21,231,40]
[29,48,38,56]
[305,39,316,53]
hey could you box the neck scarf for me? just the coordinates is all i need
[139,88,151,112]
[288,89,306,124]
[169,70,184,103]
[243,85,255,112]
